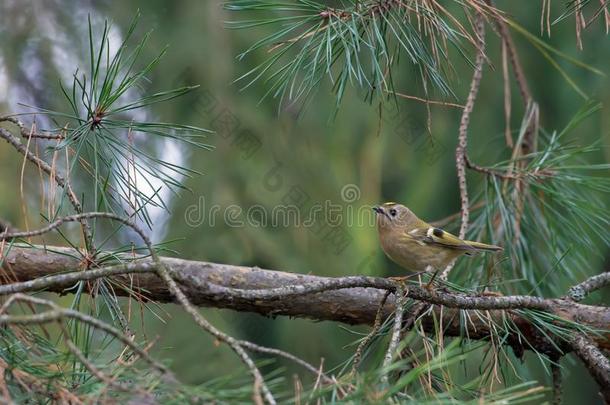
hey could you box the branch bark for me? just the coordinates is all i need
[569,334,610,403]
[1,245,609,355]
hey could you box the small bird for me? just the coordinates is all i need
[373,202,502,279]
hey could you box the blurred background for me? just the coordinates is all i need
[0,1,608,403]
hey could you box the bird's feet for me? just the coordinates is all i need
[423,280,438,295]
[388,276,411,290]
[423,268,442,293]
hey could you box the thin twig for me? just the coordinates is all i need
[465,155,556,181]
[465,156,519,179]
[352,290,391,375]
[204,275,397,300]
[551,361,562,405]
[155,263,277,405]
[0,260,156,296]
[239,340,335,386]
[0,212,126,241]
[205,278,558,312]
[567,272,610,302]
[0,115,65,139]
[390,91,465,109]
[0,116,66,140]
[400,301,429,340]
[569,334,610,403]
[381,285,406,386]
[446,12,486,280]
[501,37,513,149]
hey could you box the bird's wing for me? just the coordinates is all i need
[402,224,475,251]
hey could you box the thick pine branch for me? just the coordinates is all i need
[1,246,608,356]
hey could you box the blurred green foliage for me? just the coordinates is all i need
[0,1,608,403]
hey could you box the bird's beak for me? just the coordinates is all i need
[373,206,389,219]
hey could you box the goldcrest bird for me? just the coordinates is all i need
[373,202,502,277]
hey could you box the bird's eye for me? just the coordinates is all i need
[389,208,397,217]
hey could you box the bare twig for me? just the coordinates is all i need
[551,362,562,405]
[399,301,429,340]
[205,279,559,311]
[204,276,396,300]
[446,12,486,281]
[0,260,156,295]
[352,290,391,375]
[567,272,610,302]
[0,117,65,140]
[381,285,406,386]
[0,213,109,240]
[465,156,521,179]
[464,155,557,182]
[120,217,278,404]
[389,91,465,109]
[501,37,513,149]
[156,265,276,405]
[239,340,334,386]
[569,334,610,403]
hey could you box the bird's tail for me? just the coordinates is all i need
[464,240,503,252]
